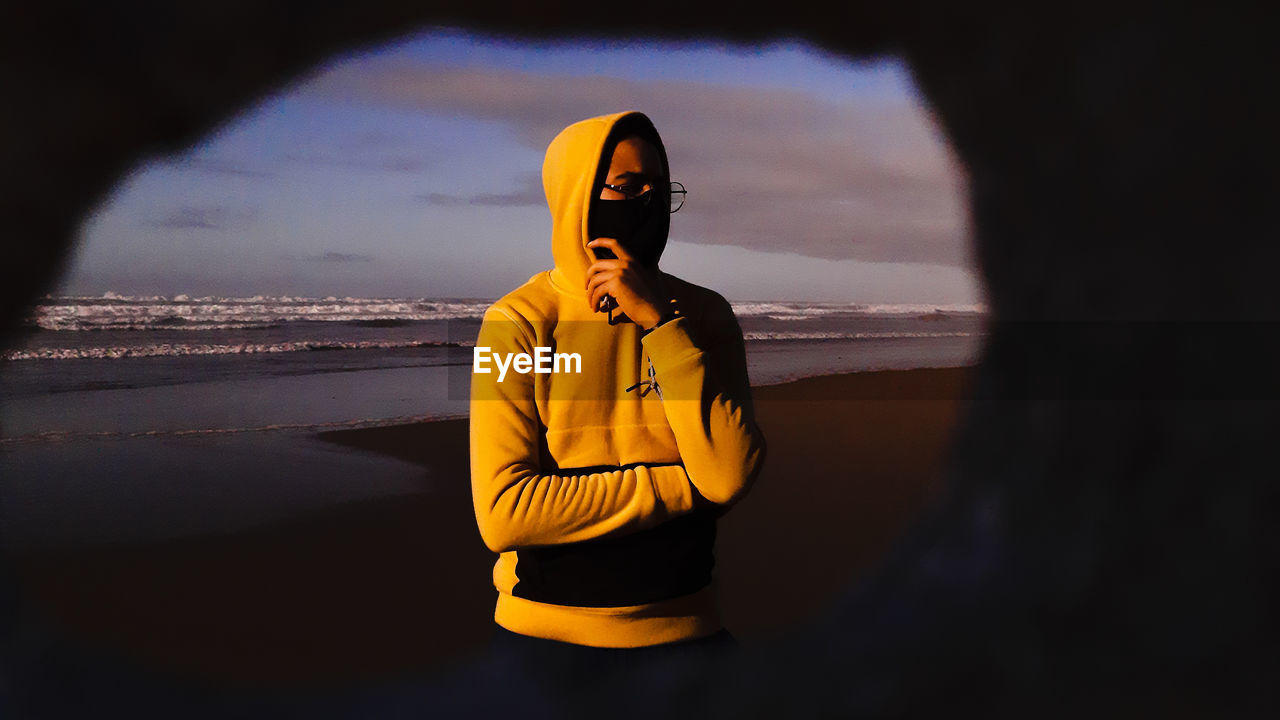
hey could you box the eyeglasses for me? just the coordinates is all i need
[600,181,687,213]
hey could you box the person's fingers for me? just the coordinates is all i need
[587,280,604,312]
[586,268,617,297]
[587,281,603,311]
[588,280,616,313]
[586,259,622,278]
[586,264,617,311]
[588,270,622,308]
[587,237,632,262]
[586,267,611,303]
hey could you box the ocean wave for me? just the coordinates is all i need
[2,339,470,361]
[731,302,987,317]
[744,330,980,341]
[27,295,492,331]
[25,295,987,331]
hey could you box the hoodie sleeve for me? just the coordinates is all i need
[469,307,698,554]
[640,295,766,507]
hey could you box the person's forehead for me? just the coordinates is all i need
[608,136,661,174]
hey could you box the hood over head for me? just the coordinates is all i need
[542,111,670,294]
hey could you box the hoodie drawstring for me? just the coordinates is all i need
[625,355,662,399]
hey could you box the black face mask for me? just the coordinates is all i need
[589,195,669,267]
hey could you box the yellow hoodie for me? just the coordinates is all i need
[469,111,765,648]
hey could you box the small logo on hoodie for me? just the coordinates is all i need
[473,346,582,382]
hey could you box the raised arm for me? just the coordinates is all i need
[641,295,766,507]
[469,307,697,553]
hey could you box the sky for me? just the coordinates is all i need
[60,28,982,304]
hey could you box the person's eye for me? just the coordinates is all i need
[621,184,648,197]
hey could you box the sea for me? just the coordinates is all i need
[0,295,985,548]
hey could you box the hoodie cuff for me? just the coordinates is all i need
[639,316,702,367]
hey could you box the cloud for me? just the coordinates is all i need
[417,171,544,207]
[149,206,257,231]
[281,151,432,174]
[306,251,374,262]
[179,157,274,179]
[299,60,972,266]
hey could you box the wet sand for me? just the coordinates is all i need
[7,366,973,690]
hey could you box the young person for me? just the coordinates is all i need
[469,111,765,676]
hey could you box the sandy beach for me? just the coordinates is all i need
[7,366,973,691]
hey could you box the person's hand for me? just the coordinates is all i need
[585,238,671,329]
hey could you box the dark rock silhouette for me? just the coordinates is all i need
[3,2,1277,716]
